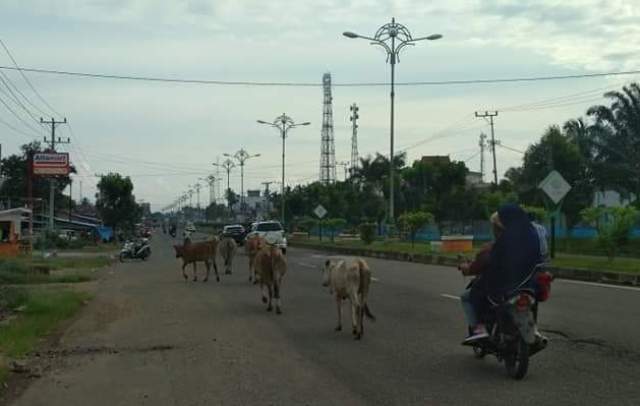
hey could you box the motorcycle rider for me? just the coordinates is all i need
[460,204,542,344]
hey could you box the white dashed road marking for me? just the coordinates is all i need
[441,294,460,301]
[297,262,316,269]
[557,279,640,292]
[371,277,380,282]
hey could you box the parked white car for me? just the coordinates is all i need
[247,221,287,254]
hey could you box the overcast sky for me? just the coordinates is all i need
[1,0,640,210]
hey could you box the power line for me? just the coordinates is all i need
[0,39,62,118]
[0,74,45,127]
[497,143,525,154]
[0,115,36,138]
[1,65,640,87]
[0,92,44,136]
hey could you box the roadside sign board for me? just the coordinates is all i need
[313,204,327,219]
[33,152,70,176]
[538,170,571,204]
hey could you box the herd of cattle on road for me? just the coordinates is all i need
[172,234,375,340]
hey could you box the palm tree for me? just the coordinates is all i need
[587,83,640,199]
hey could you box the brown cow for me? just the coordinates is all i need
[254,245,287,314]
[244,234,265,283]
[173,238,219,282]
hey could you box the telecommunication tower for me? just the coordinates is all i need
[349,103,359,176]
[319,73,336,183]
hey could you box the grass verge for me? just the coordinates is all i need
[0,256,110,285]
[292,238,640,274]
[0,287,90,383]
[552,254,640,274]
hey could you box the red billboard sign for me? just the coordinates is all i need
[33,152,70,176]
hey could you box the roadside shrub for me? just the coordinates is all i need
[581,206,640,261]
[0,286,28,312]
[359,223,376,245]
[398,211,434,247]
[325,218,347,242]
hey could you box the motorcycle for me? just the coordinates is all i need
[119,238,151,262]
[466,268,551,380]
[169,225,177,238]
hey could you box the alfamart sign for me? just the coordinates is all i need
[33,152,70,176]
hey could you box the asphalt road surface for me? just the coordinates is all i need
[11,234,640,405]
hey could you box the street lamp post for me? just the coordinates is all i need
[213,158,236,214]
[257,114,310,225]
[343,18,441,225]
[225,149,260,215]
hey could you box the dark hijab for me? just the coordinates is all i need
[484,204,541,297]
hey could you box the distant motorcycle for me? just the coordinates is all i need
[466,269,550,380]
[119,238,151,262]
[169,225,177,238]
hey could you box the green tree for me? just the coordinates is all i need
[581,206,639,260]
[325,218,347,242]
[587,83,640,200]
[398,211,434,247]
[506,126,593,227]
[95,173,141,238]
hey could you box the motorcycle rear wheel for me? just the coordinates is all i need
[504,337,529,380]
[472,345,487,359]
[119,252,126,263]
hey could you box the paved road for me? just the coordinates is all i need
[12,234,640,405]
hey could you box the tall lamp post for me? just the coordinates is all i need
[213,158,236,213]
[257,114,310,225]
[343,18,441,225]
[225,149,260,215]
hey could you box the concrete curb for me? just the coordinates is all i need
[290,241,640,287]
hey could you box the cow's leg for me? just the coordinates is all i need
[351,301,358,337]
[202,260,210,282]
[249,258,256,283]
[359,298,365,339]
[274,278,282,315]
[351,291,363,339]
[261,282,268,304]
[192,263,197,282]
[266,284,273,312]
[224,257,231,275]
[335,295,343,331]
[182,263,188,281]
[212,257,219,282]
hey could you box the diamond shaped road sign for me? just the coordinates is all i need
[313,204,328,219]
[538,170,571,204]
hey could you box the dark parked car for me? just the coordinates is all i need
[221,224,246,245]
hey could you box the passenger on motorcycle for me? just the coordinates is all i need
[459,204,542,344]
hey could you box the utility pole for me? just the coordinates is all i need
[40,117,68,230]
[337,161,350,181]
[213,159,236,213]
[257,114,310,225]
[474,111,499,185]
[225,149,260,215]
[261,181,274,218]
[349,103,359,176]
[479,133,487,183]
[194,183,201,209]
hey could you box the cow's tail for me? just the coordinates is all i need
[356,258,376,322]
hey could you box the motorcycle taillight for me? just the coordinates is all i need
[515,294,531,312]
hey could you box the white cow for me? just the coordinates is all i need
[218,237,237,275]
[322,257,375,340]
